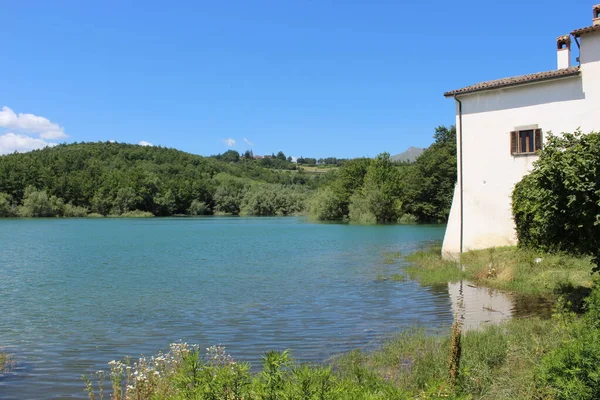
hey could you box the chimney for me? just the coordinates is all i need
[557,35,571,69]
[594,4,600,26]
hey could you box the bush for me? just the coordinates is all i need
[310,152,408,224]
[63,203,89,217]
[113,187,138,215]
[213,175,247,215]
[19,186,61,217]
[348,190,377,224]
[308,187,347,221]
[512,131,600,271]
[0,193,17,217]
[538,284,600,399]
[188,199,210,215]
[241,185,279,216]
[348,153,402,224]
[397,213,418,224]
[87,213,104,218]
[120,210,154,218]
[241,185,309,216]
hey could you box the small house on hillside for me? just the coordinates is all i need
[442,5,600,258]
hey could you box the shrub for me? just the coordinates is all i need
[397,213,418,224]
[113,187,138,215]
[512,131,600,271]
[241,185,279,216]
[242,185,309,216]
[308,187,346,221]
[538,284,600,399]
[120,210,154,218]
[0,193,17,217]
[348,153,402,224]
[348,190,377,224]
[213,175,247,215]
[63,203,89,217]
[87,213,104,218]
[153,189,177,216]
[19,186,62,217]
[188,199,210,215]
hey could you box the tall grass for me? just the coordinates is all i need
[333,317,569,399]
[83,343,414,400]
[82,315,571,399]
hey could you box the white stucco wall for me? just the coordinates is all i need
[442,31,600,257]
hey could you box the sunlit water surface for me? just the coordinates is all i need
[0,217,542,399]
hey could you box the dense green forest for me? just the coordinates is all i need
[309,126,457,223]
[0,142,325,218]
[0,126,456,221]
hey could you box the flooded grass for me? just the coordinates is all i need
[0,350,14,373]
[404,246,594,297]
[332,317,568,399]
[382,251,403,264]
[376,274,407,282]
[403,246,467,286]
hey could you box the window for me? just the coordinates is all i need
[510,128,542,155]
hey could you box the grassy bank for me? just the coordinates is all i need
[334,317,569,399]
[404,246,594,297]
[82,317,575,400]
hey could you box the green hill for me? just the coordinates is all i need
[0,142,326,217]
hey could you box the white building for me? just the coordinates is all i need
[442,5,600,258]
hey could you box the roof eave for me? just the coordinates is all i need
[443,70,581,98]
[571,25,600,37]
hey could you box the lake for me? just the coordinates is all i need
[0,217,513,398]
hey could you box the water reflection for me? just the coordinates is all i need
[448,281,553,331]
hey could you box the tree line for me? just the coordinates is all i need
[308,126,457,223]
[213,150,347,167]
[0,142,325,218]
[0,126,457,222]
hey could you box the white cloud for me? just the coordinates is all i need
[223,138,236,147]
[0,132,57,155]
[108,139,116,143]
[0,106,67,139]
[243,138,254,146]
[139,140,153,146]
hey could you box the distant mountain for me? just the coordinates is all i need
[391,147,424,163]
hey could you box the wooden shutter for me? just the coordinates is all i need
[510,131,518,155]
[534,129,543,152]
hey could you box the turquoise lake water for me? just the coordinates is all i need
[0,217,452,399]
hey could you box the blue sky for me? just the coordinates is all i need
[0,1,591,158]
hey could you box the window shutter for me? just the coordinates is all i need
[534,129,543,152]
[510,131,518,154]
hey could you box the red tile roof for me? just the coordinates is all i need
[571,25,600,37]
[443,67,581,97]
